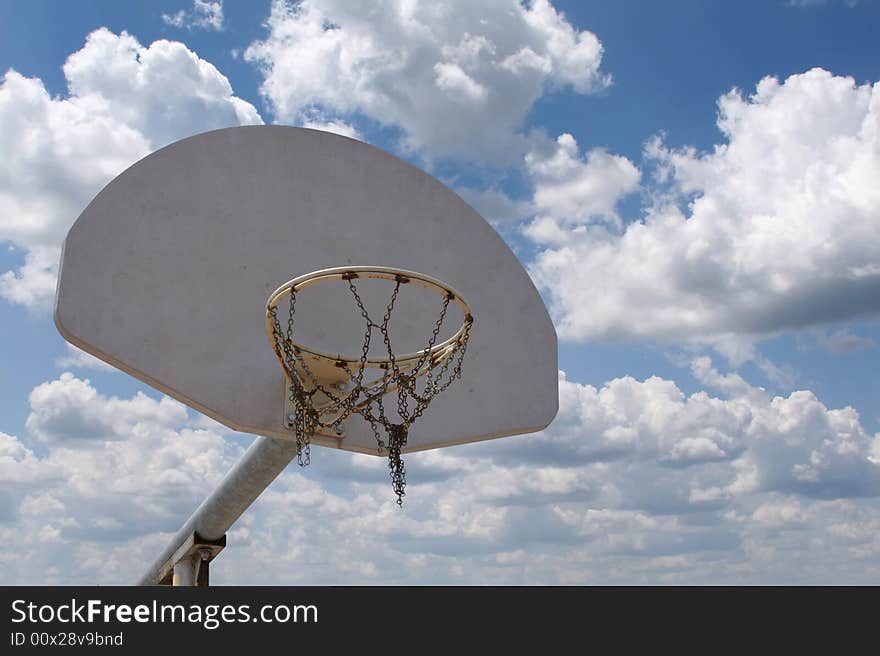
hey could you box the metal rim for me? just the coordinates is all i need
[265,266,473,368]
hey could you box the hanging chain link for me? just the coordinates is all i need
[269,273,473,506]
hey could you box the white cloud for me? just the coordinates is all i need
[55,344,116,372]
[665,436,728,463]
[245,0,610,164]
[455,131,639,224]
[0,68,149,251]
[0,431,58,488]
[298,112,362,139]
[527,69,880,346]
[815,328,877,353]
[690,355,764,400]
[0,248,62,311]
[454,186,533,223]
[63,29,260,146]
[786,0,862,7]
[751,497,808,527]
[0,29,261,311]
[525,132,640,229]
[3,362,879,583]
[0,374,244,583]
[26,373,190,444]
[162,10,187,28]
[481,359,880,514]
[162,1,225,31]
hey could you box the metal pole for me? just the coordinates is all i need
[137,435,300,585]
[172,558,196,586]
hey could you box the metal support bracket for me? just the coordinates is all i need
[282,376,346,440]
[157,532,226,587]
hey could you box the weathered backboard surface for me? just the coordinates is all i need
[55,126,557,455]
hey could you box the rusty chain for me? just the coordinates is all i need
[269,273,473,506]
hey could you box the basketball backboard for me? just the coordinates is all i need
[55,126,557,455]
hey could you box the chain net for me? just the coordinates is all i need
[268,272,473,506]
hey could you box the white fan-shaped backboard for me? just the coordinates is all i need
[55,126,557,455]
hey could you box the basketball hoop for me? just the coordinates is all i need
[266,266,474,505]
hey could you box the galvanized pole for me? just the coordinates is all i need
[137,435,300,585]
[172,558,196,586]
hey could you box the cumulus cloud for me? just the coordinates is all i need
[751,497,808,527]
[55,344,116,372]
[245,0,610,164]
[298,113,362,139]
[0,10,877,582]
[687,358,880,501]
[0,432,61,524]
[26,373,190,444]
[0,432,58,489]
[451,185,532,223]
[62,29,260,145]
[814,328,877,353]
[454,186,533,224]
[0,68,149,308]
[470,358,880,520]
[456,131,639,224]
[0,29,261,311]
[786,0,862,7]
[525,132,640,229]
[2,364,879,583]
[527,69,880,346]
[0,374,244,583]
[162,1,225,31]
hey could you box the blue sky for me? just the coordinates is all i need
[1,0,879,584]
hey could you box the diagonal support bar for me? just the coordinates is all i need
[137,436,300,586]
